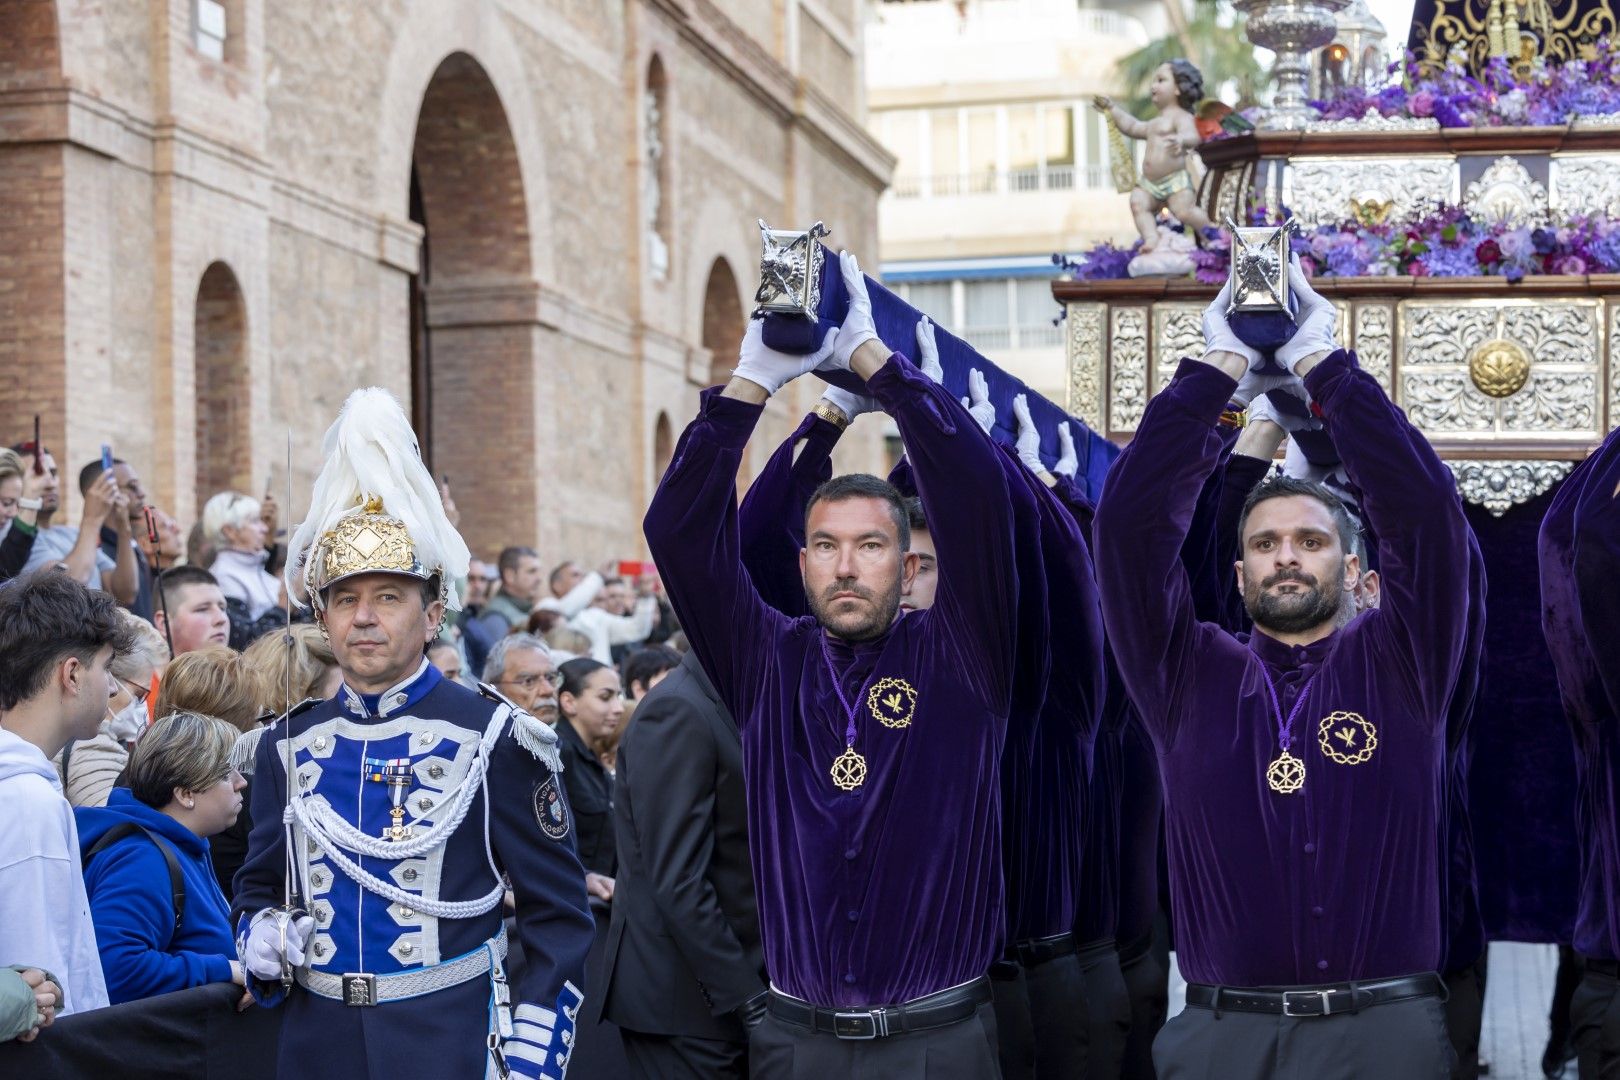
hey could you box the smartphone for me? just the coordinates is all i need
[143,506,159,544]
[618,560,644,577]
[31,416,42,474]
[100,443,114,474]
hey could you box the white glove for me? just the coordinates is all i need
[1012,395,1045,475]
[821,385,879,423]
[829,251,882,372]
[1275,257,1338,373]
[962,368,995,435]
[1230,367,1300,409]
[733,319,840,397]
[1246,391,1280,428]
[1055,422,1079,479]
[243,910,315,982]
[914,317,945,383]
[1201,280,1262,370]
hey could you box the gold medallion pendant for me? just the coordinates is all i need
[1266,750,1306,794]
[830,747,868,791]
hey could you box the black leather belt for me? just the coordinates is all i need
[767,977,991,1040]
[1185,972,1444,1018]
[1008,932,1077,969]
[1076,936,1116,965]
[1587,957,1619,979]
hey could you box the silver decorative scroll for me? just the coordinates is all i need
[753,220,831,319]
[1445,460,1574,516]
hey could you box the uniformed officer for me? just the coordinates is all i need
[232,388,594,1079]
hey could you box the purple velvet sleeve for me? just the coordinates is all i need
[1304,351,1471,725]
[1031,475,1104,742]
[643,389,788,729]
[1091,359,1236,744]
[737,411,843,619]
[864,351,1019,715]
[1572,428,1620,718]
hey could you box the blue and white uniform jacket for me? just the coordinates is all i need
[233,659,594,1080]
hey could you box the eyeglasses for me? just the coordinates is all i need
[502,671,562,690]
[118,676,150,704]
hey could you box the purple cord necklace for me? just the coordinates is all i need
[1258,665,1317,795]
[819,630,877,791]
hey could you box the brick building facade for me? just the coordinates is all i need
[0,0,892,562]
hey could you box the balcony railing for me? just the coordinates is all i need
[959,322,1065,351]
[890,164,1109,199]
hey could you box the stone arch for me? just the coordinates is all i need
[408,49,537,558]
[652,410,674,482]
[702,257,745,386]
[193,261,251,508]
[375,2,554,284]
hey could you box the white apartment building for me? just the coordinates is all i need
[867,0,1170,400]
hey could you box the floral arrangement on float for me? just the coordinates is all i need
[1308,42,1620,129]
[1057,204,1620,283]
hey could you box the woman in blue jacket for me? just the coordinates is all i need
[76,711,247,1004]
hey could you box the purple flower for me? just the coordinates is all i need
[1421,243,1480,277]
[1552,254,1589,274]
[1499,227,1534,260]
[1410,90,1436,117]
[1532,227,1557,254]
[1504,265,1526,282]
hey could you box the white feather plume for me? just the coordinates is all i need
[285,387,471,611]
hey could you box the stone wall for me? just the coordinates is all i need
[0,0,893,566]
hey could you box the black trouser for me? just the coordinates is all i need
[619,1027,747,1080]
[1078,938,1132,1079]
[748,1001,1001,1079]
[1573,960,1620,1079]
[1119,929,1169,1080]
[990,950,1090,1080]
[1441,950,1487,1080]
[1153,988,1453,1079]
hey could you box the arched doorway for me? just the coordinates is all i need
[652,411,673,482]
[193,261,250,508]
[408,52,535,557]
[702,257,744,386]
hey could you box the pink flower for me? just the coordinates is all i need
[1553,254,1588,274]
[1410,90,1437,117]
[1410,261,1431,277]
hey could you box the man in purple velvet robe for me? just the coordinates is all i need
[644,253,1017,1077]
[1093,267,1470,1078]
[1540,425,1620,1078]
[733,346,1107,1080]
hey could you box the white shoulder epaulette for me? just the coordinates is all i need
[477,682,563,774]
[229,697,323,776]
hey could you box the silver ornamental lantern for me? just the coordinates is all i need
[1226,217,1301,315]
[1233,0,1352,129]
[753,220,831,319]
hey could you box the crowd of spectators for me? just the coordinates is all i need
[0,440,688,1044]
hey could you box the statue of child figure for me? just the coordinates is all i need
[1092,60,1211,252]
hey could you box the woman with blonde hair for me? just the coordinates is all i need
[58,610,171,808]
[239,623,343,713]
[151,645,267,896]
[0,447,50,582]
[200,492,280,619]
[75,711,247,1005]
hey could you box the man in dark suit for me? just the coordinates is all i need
[595,650,766,1078]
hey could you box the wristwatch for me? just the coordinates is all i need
[811,401,850,430]
[17,496,41,510]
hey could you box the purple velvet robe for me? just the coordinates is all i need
[1093,352,1470,987]
[644,354,1018,1007]
[1541,427,1620,961]
[740,412,1101,944]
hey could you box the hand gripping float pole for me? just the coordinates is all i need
[752,220,1119,499]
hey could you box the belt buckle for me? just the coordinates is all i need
[832,1009,887,1039]
[1281,989,1333,1017]
[341,973,378,1007]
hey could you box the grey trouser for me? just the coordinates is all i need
[1153,992,1454,1080]
[748,1001,1001,1079]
